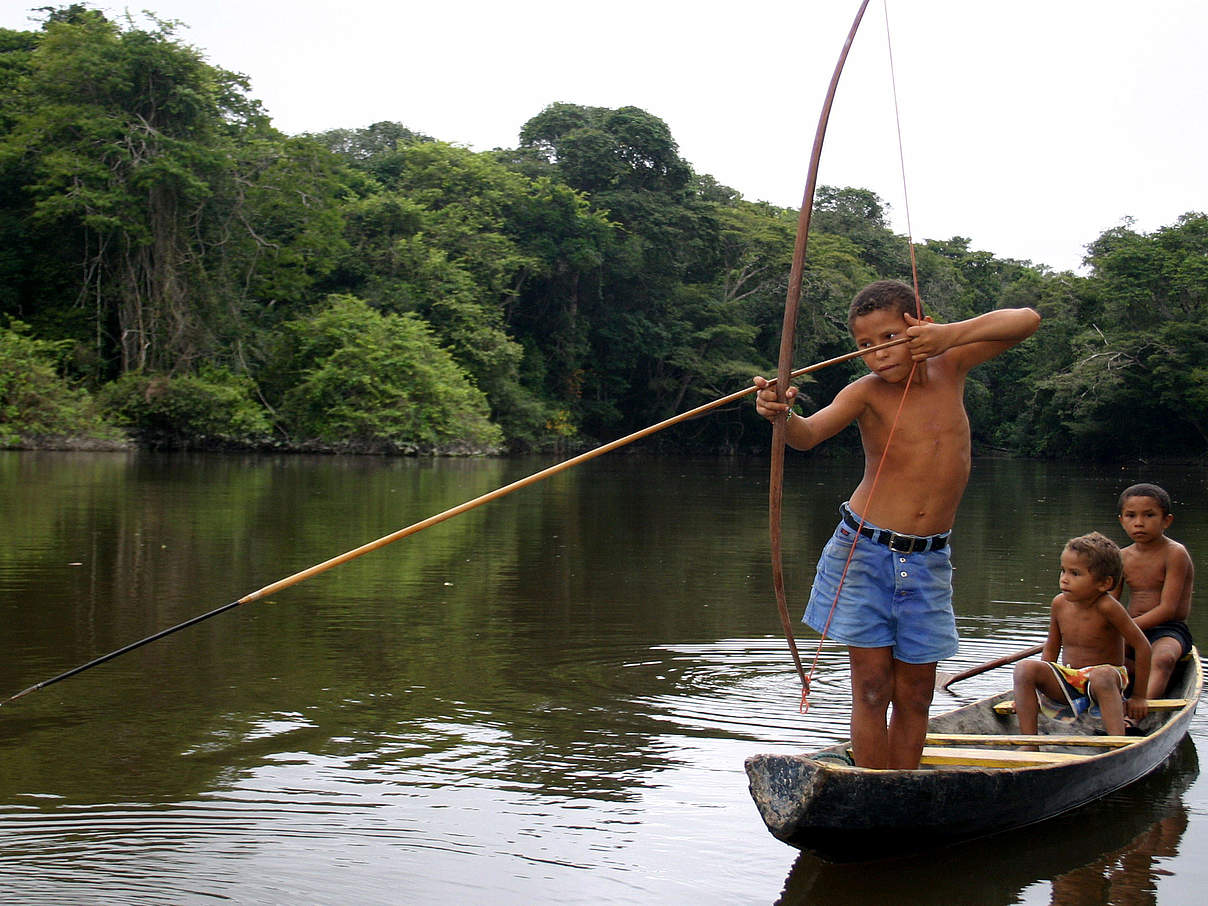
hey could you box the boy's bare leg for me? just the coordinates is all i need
[1013,660,1064,745]
[848,646,893,768]
[1089,668,1127,736]
[887,659,937,769]
[1146,637,1183,698]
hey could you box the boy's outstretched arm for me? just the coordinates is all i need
[752,376,865,452]
[904,307,1041,366]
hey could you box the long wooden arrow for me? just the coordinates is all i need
[2,337,905,708]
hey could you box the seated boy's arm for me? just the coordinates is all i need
[1127,636,1152,722]
[1042,605,1062,663]
[1110,575,1126,607]
[1158,544,1195,621]
[1104,600,1151,719]
[904,308,1041,371]
[1129,545,1195,629]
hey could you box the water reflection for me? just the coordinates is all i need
[777,738,1198,906]
[1,452,1205,903]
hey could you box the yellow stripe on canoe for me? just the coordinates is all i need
[925,733,1134,748]
[919,746,1088,767]
[992,698,1188,715]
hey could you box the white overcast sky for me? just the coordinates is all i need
[5,0,1207,274]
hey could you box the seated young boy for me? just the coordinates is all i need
[1116,483,1196,698]
[1014,532,1151,739]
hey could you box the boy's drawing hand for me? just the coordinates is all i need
[903,313,949,361]
[752,375,796,422]
[1125,696,1149,723]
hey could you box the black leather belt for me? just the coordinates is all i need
[840,503,949,553]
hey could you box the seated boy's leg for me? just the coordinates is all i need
[1147,636,1185,699]
[1013,660,1065,738]
[887,658,936,770]
[1087,666,1127,736]
[848,646,894,768]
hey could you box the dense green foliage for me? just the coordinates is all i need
[0,319,120,444]
[1,7,1205,460]
[96,367,269,446]
[268,295,502,451]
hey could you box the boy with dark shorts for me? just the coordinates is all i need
[753,281,1040,768]
[1014,532,1151,740]
[1116,483,1196,698]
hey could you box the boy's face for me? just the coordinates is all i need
[1059,549,1114,603]
[1118,495,1173,544]
[850,309,912,383]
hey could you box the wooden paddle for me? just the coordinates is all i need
[936,642,1045,691]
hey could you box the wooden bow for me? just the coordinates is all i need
[770,0,872,693]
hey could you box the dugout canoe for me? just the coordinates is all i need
[745,647,1202,862]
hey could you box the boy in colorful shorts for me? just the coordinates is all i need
[753,280,1040,768]
[1013,532,1151,739]
[1115,483,1196,698]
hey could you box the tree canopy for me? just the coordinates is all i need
[1,7,1204,461]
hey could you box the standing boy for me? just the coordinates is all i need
[753,280,1040,769]
[1116,483,1195,698]
[1013,532,1151,739]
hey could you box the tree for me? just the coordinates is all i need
[0,9,347,379]
[269,295,502,452]
[323,134,614,447]
[517,104,725,436]
[1027,214,1208,459]
[308,121,434,160]
[0,319,120,443]
[812,186,904,275]
[1,11,245,371]
[520,102,692,195]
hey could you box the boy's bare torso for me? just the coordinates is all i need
[1054,592,1127,668]
[1122,539,1193,623]
[848,354,970,537]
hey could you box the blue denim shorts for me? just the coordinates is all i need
[802,517,958,664]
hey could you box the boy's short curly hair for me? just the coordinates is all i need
[847,280,922,328]
[1064,531,1123,585]
[1117,482,1172,517]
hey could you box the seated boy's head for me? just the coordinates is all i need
[1117,482,1174,543]
[847,280,921,329]
[1062,531,1123,594]
[1117,483,1171,517]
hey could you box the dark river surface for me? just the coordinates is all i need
[1,450,1205,904]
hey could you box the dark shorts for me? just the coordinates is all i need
[1144,620,1194,658]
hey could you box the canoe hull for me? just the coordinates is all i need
[745,649,1201,861]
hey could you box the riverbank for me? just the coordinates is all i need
[2,431,505,456]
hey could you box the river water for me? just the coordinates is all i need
[0,451,1205,904]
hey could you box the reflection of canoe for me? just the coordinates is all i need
[745,647,1201,862]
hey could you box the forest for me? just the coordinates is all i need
[1,6,1205,461]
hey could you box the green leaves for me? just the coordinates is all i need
[0,9,1203,458]
[1021,213,1208,458]
[97,367,269,445]
[0,320,121,444]
[272,296,502,453]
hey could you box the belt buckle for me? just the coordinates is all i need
[888,533,917,553]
